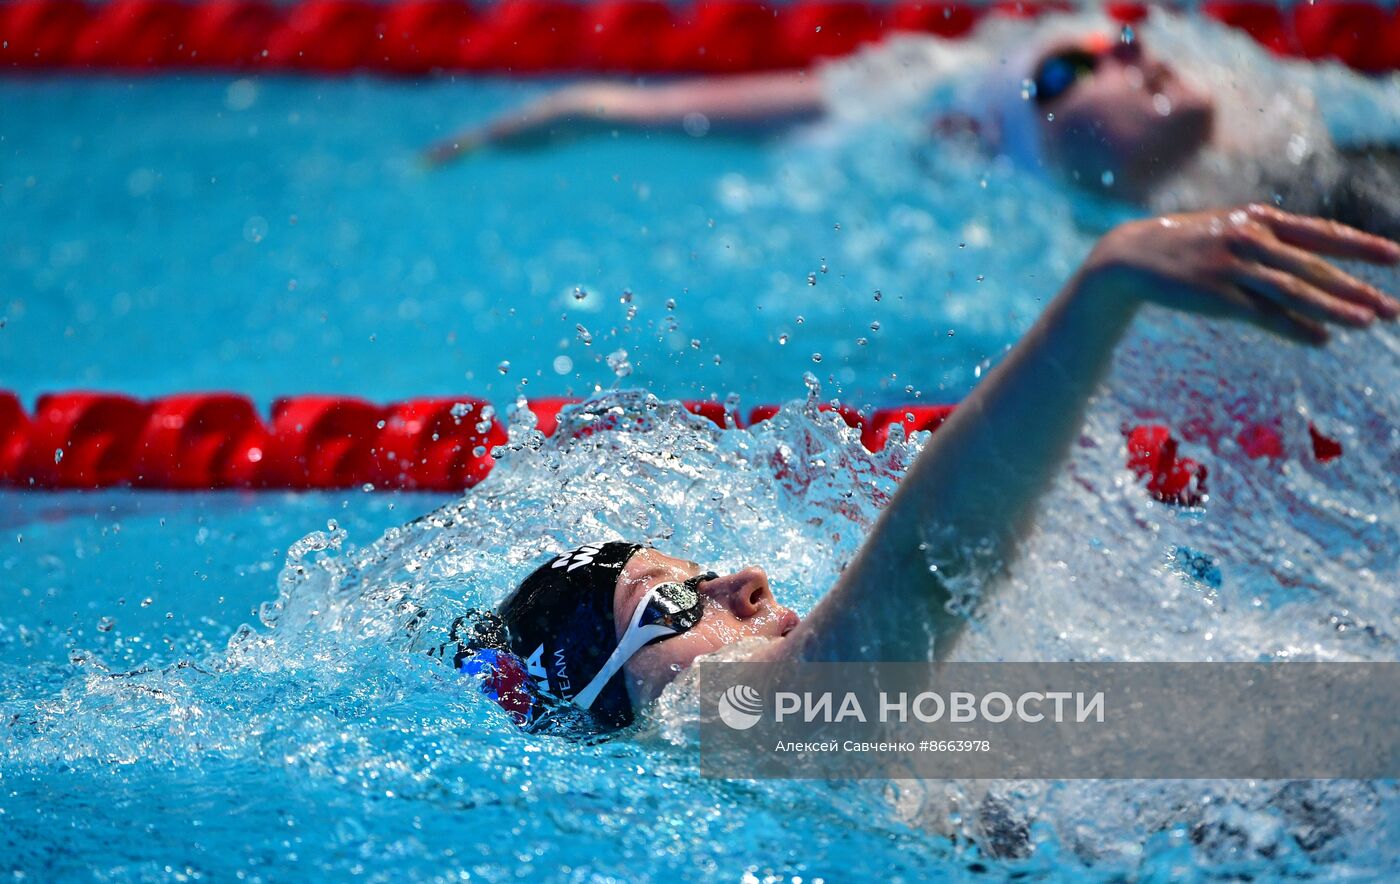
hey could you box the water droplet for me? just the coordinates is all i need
[472,445,487,458]
[811,353,823,363]
[1120,23,1135,44]
[856,337,868,346]
[53,448,63,464]
[690,339,702,350]
[873,290,882,301]
[573,286,588,301]
[807,272,817,286]
[606,348,632,378]
[869,321,880,332]
[97,616,115,632]
[140,597,153,607]
[1020,78,1037,101]
[242,215,268,244]
[224,78,257,112]
[497,360,511,375]
[683,112,710,138]
[1046,112,1055,122]
[976,275,985,282]
[361,482,375,492]
[778,334,789,346]
[665,298,676,311]
[796,315,805,325]
[576,324,593,345]
[619,289,633,303]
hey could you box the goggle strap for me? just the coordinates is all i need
[573,621,676,710]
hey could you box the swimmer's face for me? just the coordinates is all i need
[1035,35,1215,198]
[612,548,800,707]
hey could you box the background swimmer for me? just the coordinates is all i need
[449,204,1400,731]
[424,14,1400,236]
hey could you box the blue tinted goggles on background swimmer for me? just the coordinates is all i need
[1032,47,1100,106]
[449,542,714,731]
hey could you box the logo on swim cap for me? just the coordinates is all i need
[525,644,549,684]
[718,684,764,731]
[552,543,606,572]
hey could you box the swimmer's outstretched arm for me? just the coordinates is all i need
[766,206,1400,665]
[422,72,825,166]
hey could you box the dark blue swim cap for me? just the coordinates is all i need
[496,541,643,729]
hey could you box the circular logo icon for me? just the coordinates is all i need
[717,684,764,730]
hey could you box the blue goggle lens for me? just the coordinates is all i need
[1033,50,1099,106]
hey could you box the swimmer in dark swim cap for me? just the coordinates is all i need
[446,204,1399,734]
[453,541,797,730]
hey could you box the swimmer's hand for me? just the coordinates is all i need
[421,132,486,167]
[421,86,606,167]
[1077,204,1400,345]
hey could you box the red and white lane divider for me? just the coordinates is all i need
[0,1,1397,76]
[0,390,1344,503]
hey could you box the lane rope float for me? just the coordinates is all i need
[0,389,1345,501]
[1,1,1397,75]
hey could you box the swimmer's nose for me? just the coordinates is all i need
[699,567,774,619]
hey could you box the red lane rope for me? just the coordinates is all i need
[1,1,1397,74]
[0,390,1343,502]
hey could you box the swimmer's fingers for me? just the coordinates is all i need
[1246,204,1400,264]
[1226,283,1329,346]
[1229,261,1374,329]
[1233,232,1400,320]
[422,134,483,168]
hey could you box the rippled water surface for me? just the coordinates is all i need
[3,10,1400,881]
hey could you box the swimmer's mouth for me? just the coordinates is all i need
[778,609,801,636]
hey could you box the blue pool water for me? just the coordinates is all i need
[4,10,1400,880]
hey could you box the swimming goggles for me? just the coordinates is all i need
[1032,47,1100,106]
[571,571,716,711]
